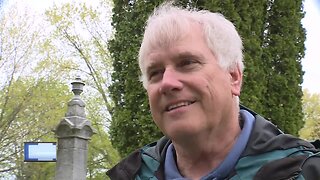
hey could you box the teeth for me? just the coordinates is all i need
[167,101,192,111]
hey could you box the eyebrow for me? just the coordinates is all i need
[173,51,204,61]
[145,61,162,75]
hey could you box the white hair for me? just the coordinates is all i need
[139,3,244,91]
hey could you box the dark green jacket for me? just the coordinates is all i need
[107,107,320,179]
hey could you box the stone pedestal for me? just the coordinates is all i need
[54,77,95,180]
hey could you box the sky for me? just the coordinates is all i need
[301,0,320,94]
[3,0,320,94]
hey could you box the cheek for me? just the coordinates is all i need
[147,88,159,112]
[199,71,231,105]
[147,89,163,128]
[201,73,217,100]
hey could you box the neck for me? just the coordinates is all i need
[172,117,241,179]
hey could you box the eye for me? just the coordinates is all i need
[178,59,200,69]
[148,69,164,81]
[180,59,196,66]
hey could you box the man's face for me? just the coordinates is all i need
[143,24,242,141]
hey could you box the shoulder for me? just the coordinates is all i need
[107,136,171,180]
[242,107,315,156]
[301,151,320,179]
[237,106,320,179]
[235,142,320,179]
[253,148,320,179]
[107,149,142,180]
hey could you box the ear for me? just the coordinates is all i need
[229,67,242,96]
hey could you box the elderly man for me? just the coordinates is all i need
[107,3,320,180]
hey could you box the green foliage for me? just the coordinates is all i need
[0,77,71,178]
[262,0,305,135]
[109,1,164,157]
[16,163,56,180]
[45,1,114,112]
[43,1,120,179]
[233,1,268,114]
[1,1,119,178]
[109,0,306,156]
[44,1,120,178]
[0,3,70,176]
[87,132,119,179]
[299,90,320,140]
[85,93,120,178]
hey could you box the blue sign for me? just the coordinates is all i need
[24,142,56,162]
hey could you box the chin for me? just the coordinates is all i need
[166,126,201,141]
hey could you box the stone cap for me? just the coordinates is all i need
[55,116,95,139]
[54,77,96,139]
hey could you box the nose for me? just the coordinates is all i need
[159,68,183,94]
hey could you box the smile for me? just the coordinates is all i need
[166,101,195,111]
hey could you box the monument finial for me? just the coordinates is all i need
[71,76,85,96]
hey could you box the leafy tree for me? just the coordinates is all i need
[262,0,305,135]
[0,3,68,176]
[45,1,114,113]
[108,1,164,157]
[85,93,120,179]
[1,1,120,178]
[0,77,71,178]
[18,163,56,180]
[299,90,320,140]
[232,1,268,114]
[45,2,122,177]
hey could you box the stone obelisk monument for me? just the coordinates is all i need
[54,77,95,180]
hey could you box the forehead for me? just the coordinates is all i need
[142,23,205,65]
[146,21,191,54]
